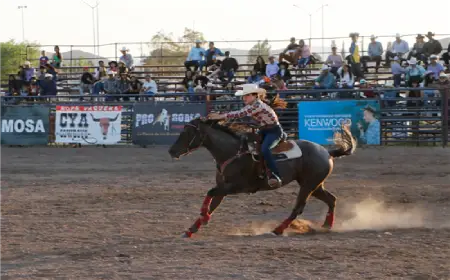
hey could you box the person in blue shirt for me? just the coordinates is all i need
[358,105,380,145]
[184,40,206,72]
[405,57,426,87]
[314,65,336,90]
[362,35,383,73]
[204,42,224,69]
[390,56,406,87]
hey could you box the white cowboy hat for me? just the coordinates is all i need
[408,57,417,65]
[321,65,329,71]
[24,61,31,66]
[370,34,377,39]
[430,54,438,59]
[234,84,265,96]
[120,46,129,52]
[395,33,401,38]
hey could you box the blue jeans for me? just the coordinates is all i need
[259,125,283,178]
[298,57,310,68]
[393,74,402,87]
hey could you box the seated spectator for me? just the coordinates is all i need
[358,79,376,98]
[117,73,130,101]
[52,45,63,68]
[279,37,299,65]
[422,31,443,63]
[94,60,107,81]
[253,56,267,76]
[184,40,205,72]
[8,74,21,96]
[204,42,224,68]
[103,71,118,101]
[29,77,39,99]
[272,74,288,90]
[314,65,336,90]
[429,72,449,102]
[141,74,158,99]
[405,58,426,87]
[424,55,444,85]
[266,55,279,78]
[192,72,209,89]
[278,62,292,84]
[37,65,46,82]
[44,63,57,81]
[117,61,128,75]
[182,70,194,91]
[384,34,409,66]
[407,80,423,107]
[128,76,142,101]
[381,81,397,107]
[119,47,134,71]
[407,34,425,61]
[108,61,118,72]
[39,50,49,67]
[208,56,222,71]
[337,64,354,88]
[391,56,406,87]
[442,42,450,66]
[297,39,311,68]
[79,67,94,97]
[220,51,239,84]
[40,73,57,97]
[326,45,343,76]
[247,70,263,84]
[362,35,383,73]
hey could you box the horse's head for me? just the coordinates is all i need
[168,118,208,159]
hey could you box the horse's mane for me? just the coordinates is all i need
[200,119,254,139]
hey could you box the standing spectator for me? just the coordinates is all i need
[358,79,376,98]
[442,42,450,66]
[384,34,409,66]
[405,58,426,87]
[94,60,107,81]
[204,42,224,68]
[391,56,406,87]
[266,56,279,78]
[279,37,299,64]
[39,50,49,67]
[117,73,130,101]
[141,74,158,98]
[103,71,118,101]
[277,62,292,84]
[362,35,383,73]
[348,33,364,79]
[52,45,63,68]
[79,67,94,97]
[22,61,35,95]
[40,74,57,97]
[119,47,134,71]
[407,34,426,61]
[424,55,444,85]
[314,65,336,89]
[184,40,205,72]
[220,51,239,84]
[326,45,343,76]
[422,31,443,62]
[297,39,311,68]
[253,56,266,76]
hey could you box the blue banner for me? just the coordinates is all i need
[298,100,381,145]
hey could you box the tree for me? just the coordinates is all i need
[247,39,271,64]
[1,40,40,82]
[72,56,93,67]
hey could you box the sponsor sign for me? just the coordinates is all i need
[298,100,381,145]
[132,103,206,145]
[1,106,50,145]
[55,105,122,145]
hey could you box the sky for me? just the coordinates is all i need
[1,0,450,60]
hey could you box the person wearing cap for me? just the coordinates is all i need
[384,34,409,66]
[424,55,444,84]
[297,39,311,68]
[422,32,443,61]
[357,105,380,145]
[266,55,279,78]
[407,34,426,61]
[40,73,57,97]
[362,35,383,73]
[204,42,224,69]
[79,67,94,98]
[348,33,364,80]
[207,84,287,188]
[390,56,406,87]
[405,57,426,87]
[119,47,134,71]
[184,40,206,72]
[279,37,299,64]
[314,65,336,90]
[103,70,118,101]
[326,44,343,76]
[429,73,449,106]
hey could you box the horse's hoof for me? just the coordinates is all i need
[181,231,192,238]
[272,230,283,236]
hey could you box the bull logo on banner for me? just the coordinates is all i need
[153,109,170,131]
[90,113,120,140]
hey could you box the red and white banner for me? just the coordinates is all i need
[55,106,122,145]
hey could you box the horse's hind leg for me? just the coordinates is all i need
[311,184,336,229]
[183,194,225,238]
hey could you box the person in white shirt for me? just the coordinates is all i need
[384,33,409,66]
[337,64,354,88]
[141,74,158,100]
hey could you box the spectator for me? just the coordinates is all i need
[39,50,49,67]
[407,34,426,61]
[37,65,46,82]
[40,73,57,97]
[424,55,444,85]
[271,74,288,90]
[253,56,266,76]
[391,56,406,87]
[357,105,380,145]
[103,71,118,101]
[348,33,364,80]
[442,42,450,66]
[278,62,292,84]
[297,39,311,68]
[119,47,134,71]
[44,63,57,82]
[128,76,142,101]
[94,60,107,81]
[108,61,118,72]
[22,61,35,96]
[182,71,194,91]
[220,51,239,84]
[314,65,336,89]
[429,73,449,104]
[247,70,263,84]
[407,80,423,107]
[79,67,94,97]
[117,73,130,101]
[266,56,279,78]
[279,37,299,64]
[141,74,158,99]
[192,72,209,89]
[52,45,63,68]
[362,35,383,73]
[422,31,443,61]
[326,45,343,76]
[405,58,426,87]
[204,42,224,68]
[358,79,376,98]
[384,34,409,66]
[8,75,21,96]
[117,61,128,75]
[184,40,205,72]
[337,64,354,88]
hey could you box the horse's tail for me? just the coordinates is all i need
[328,125,356,158]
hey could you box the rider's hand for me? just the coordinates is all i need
[208,113,223,120]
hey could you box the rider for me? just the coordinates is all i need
[207,83,287,188]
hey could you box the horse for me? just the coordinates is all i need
[168,118,356,238]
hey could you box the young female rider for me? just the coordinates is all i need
[207,83,287,188]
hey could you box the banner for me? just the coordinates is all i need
[132,103,206,145]
[298,100,381,145]
[55,105,122,145]
[1,106,50,145]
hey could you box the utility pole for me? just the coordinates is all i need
[18,5,27,42]
[82,0,99,56]
[292,3,327,53]
[96,1,100,56]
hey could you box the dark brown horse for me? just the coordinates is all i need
[168,119,356,237]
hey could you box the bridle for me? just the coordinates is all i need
[176,123,206,157]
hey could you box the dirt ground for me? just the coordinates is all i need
[1,145,450,280]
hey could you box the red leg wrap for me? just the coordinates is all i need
[273,219,293,235]
[202,213,211,225]
[324,212,335,229]
[200,195,213,216]
[184,231,193,238]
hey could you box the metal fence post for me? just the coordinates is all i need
[442,89,449,147]
[115,43,118,61]
[70,45,73,73]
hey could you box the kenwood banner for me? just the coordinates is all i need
[1,106,50,145]
[55,105,122,145]
[298,100,381,145]
[132,103,206,145]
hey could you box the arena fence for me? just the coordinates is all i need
[1,89,449,147]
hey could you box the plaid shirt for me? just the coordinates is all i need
[226,99,279,127]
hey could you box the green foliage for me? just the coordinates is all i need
[247,39,271,64]
[72,56,93,67]
[1,40,40,82]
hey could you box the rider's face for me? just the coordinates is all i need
[242,94,256,105]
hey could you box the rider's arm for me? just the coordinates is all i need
[225,103,256,119]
